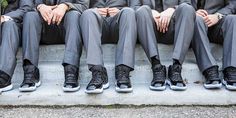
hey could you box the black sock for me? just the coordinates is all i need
[173,59,181,65]
[151,56,161,66]
[23,60,33,66]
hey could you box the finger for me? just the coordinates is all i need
[52,14,57,25]
[166,18,171,32]
[200,10,208,16]
[158,18,162,31]
[196,12,205,17]
[161,17,166,33]
[163,17,168,33]
[57,16,63,25]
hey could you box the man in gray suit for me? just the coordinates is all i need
[80,0,139,93]
[21,0,89,92]
[0,0,34,92]
[135,0,195,91]
[191,0,236,90]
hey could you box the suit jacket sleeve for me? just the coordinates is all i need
[4,0,34,22]
[217,0,236,15]
[129,0,142,10]
[61,0,89,13]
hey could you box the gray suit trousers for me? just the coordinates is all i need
[136,3,195,64]
[80,8,137,69]
[0,21,21,77]
[22,11,83,68]
[192,15,236,72]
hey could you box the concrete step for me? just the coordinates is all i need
[1,44,235,106]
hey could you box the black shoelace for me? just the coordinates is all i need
[89,71,103,86]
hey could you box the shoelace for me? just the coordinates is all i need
[117,70,130,82]
[225,70,236,83]
[153,67,166,82]
[90,71,103,85]
[65,73,77,84]
[170,66,183,82]
[23,70,36,84]
[205,70,220,81]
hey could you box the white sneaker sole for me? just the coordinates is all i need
[19,81,41,92]
[149,81,167,91]
[85,82,110,94]
[115,86,133,93]
[204,83,222,89]
[63,86,80,92]
[0,84,13,92]
[167,80,187,91]
[222,79,236,90]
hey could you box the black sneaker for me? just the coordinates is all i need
[223,67,236,90]
[167,64,187,91]
[19,65,41,92]
[115,65,132,93]
[63,65,80,92]
[85,66,109,94]
[203,66,222,89]
[150,64,167,91]
[0,71,13,92]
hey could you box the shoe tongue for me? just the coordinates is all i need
[65,65,78,74]
[152,64,163,71]
[91,65,103,72]
[173,65,181,72]
[227,67,236,72]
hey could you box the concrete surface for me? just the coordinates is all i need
[0,106,236,118]
[1,44,235,106]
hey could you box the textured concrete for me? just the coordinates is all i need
[1,44,234,106]
[0,106,236,118]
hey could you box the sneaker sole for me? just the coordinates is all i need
[167,80,187,91]
[222,79,236,91]
[85,83,110,94]
[19,81,41,92]
[115,87,133,93]
[63,86,80,92]
[149,81,167,91]
[149,85,166,91]
[0,84,13,92]
[203,83,222,89]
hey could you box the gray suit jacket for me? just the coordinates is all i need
[89,0,141,9]
[35,0,89,13]
[141,0,191,12]
[191,0,236,15]
[3,0,34,22]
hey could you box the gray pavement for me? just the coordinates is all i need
[0,106,235,118]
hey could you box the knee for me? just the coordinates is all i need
[81,9,97,20]
[224,15,236,24]
[177,3,195,16]
[64,11,81,24]
[195,16,207,28]
[120,7,135,19]
[135,5,151,18]
[24,12,40,24]
[2,20,17,29]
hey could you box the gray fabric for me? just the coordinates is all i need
[136,3,195,64]
[89,0,141,9]
[22,10,83,68]
[0,21,21,76]
[80,8,137,69]
[191,0,236,15]
[4,0,34,22]
[136,5,159,62]
[192,15,236,71]
[35,0,89,13]
[0,0,33,77]
[141,0,192,12]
